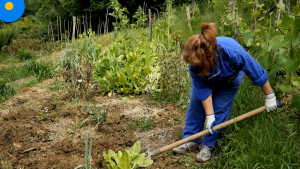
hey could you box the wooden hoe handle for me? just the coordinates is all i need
[150,106,266,156]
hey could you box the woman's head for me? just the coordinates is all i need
[182,23,219,76]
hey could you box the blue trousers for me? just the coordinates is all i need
[183,72,244,148]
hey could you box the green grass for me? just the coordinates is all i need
[209,76,300,168]
[0,60,56,104]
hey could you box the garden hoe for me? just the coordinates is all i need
[144,106,269,159]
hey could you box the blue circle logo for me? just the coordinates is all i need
[0,0,25,23]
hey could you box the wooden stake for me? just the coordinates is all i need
[60,16,62,44]
[77,16,79,38]
[105,8,108,35]
[149,9,152,40]
[107,19,109,34]
[72,17,76,44]
[50,21,54,43]
[156,9,159,18]
[90,12,92,31]
[235,12,239,42]
[253,0,258,31]
[143,1,146,15]
[83,15,86,34]
[192,0,196,17]
[186,7,192,31]
[68,21,70,39]
[48,25,49,35]
[57,16,59,41]
[276,0,283,30]
[287,0,290,14]
[86,13,88,33]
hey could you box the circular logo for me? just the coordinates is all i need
[0,0,25,22]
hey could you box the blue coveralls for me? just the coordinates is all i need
[183,37,269,148]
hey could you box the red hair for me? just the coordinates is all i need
[182,23,219,76]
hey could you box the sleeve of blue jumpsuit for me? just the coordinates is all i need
[188,65,212,101]
[229,47,268,86]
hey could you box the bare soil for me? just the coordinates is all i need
[0,79,196,169]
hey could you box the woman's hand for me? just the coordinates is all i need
[265,93,277,112]
[202,95,217,134]
[206,114,216,134]
[261,81,278,112]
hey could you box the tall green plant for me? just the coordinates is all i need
[109,0,129,31]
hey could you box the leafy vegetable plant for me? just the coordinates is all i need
[103,141,153,169]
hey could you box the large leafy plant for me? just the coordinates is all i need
[93,33,157,95]
[219,2,300,109]
[103,141,153,169]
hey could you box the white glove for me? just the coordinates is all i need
[265,93,277,112]
[206,114,216,134]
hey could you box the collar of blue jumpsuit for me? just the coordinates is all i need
[189,65,221,81]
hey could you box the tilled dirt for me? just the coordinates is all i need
[0,80,194,169]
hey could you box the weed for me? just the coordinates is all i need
[39,114,48,121]
[0,156,11,169]
[131,117,155,131]
[0,82,15,103]
[17,48,34,61]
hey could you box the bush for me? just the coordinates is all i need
[2,39,54,55]
[17,48,33,60]
[24,60,55,81]
[0,81,15,103]
[0,25,19,49]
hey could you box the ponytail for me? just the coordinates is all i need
[182,23,219,76]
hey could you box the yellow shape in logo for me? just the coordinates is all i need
[5,2,14,10]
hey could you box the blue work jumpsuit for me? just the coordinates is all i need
[183,37,269,148]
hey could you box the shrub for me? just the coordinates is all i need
[93,32,157,95]
[0,25,19,49]
[0,81,15,103]
[17,48,33,60]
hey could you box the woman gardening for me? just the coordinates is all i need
[172,23,278,162]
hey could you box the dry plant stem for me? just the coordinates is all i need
[149,106,266,157]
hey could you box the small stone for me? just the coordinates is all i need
[13,143,21,149]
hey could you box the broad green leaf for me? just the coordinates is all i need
[281,15,295,28]
[277,3,285,10]
[226,13,235,21]
[132,153,146,168]
[291,93,300,110]
[295,4,300,15]
[141,158,154,167]
[103,152,117,167]
[292,81,300,87]
[259,55,272,70]
[268,65,281,80]
[269,35,284,51]
[292,18,300,40]
[128,141,140,160]
[294,48,300,61]
[118,150,130,169]
[279,84,292,93]
[108,150,119,164]
[246,38,253,47]
[285,59,299,74]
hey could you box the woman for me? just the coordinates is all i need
[172,23,278,162]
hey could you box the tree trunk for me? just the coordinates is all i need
[192,0,196,17]
[276,0,283,21]
[228,0,237,14]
